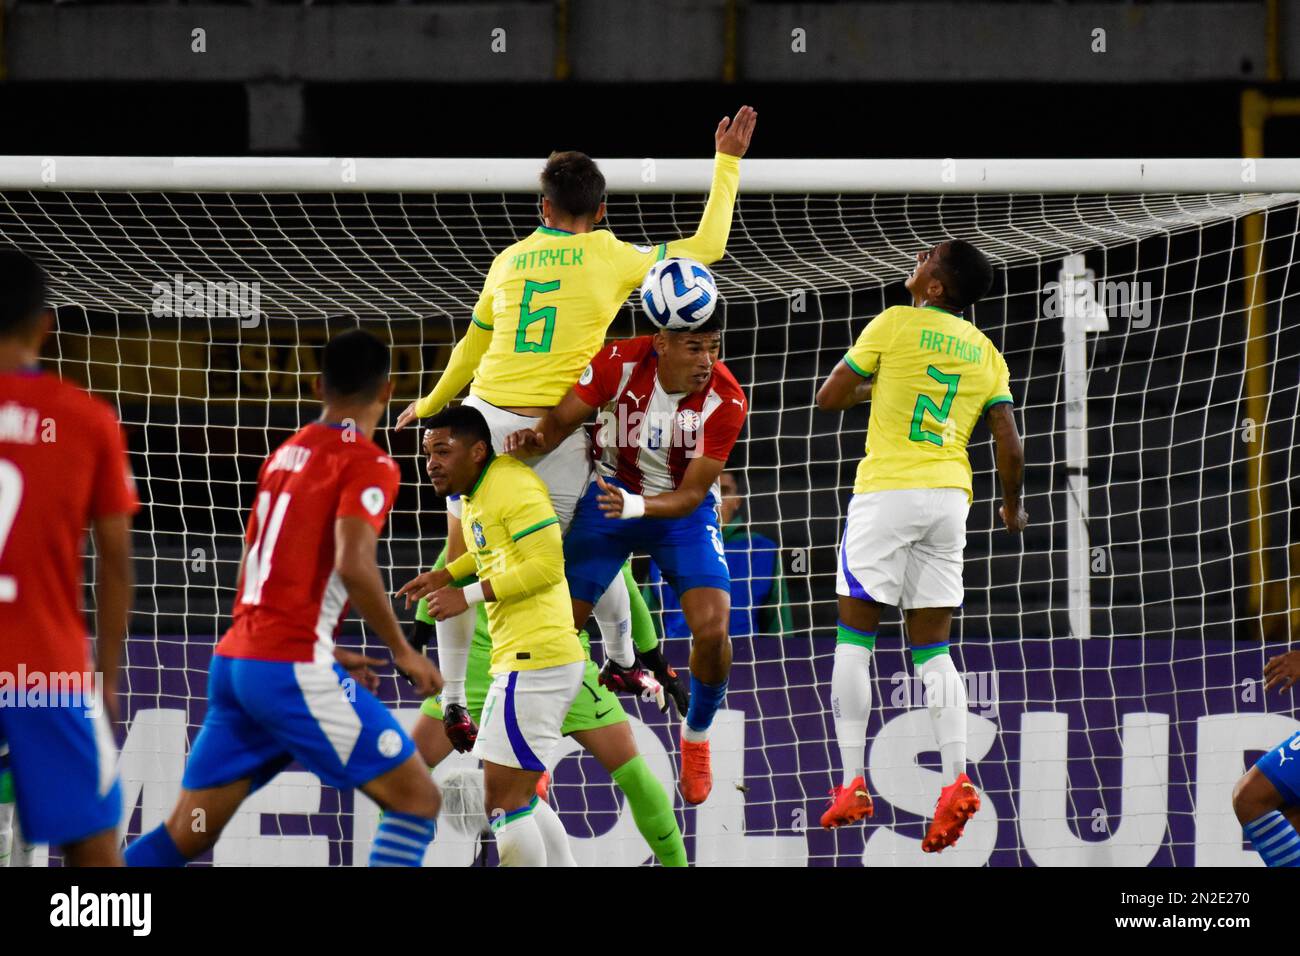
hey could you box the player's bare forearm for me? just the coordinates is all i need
[642,486,708,519]
[987,403,1028,531]
[816,362,872,411]
[505,390,593,457]
[334,517,418,658]
[599,457,724,519]
[90,512,133,698]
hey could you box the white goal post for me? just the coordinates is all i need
[8,156,1300,867]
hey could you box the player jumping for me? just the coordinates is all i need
[401,427,687,866]
[392,106,756,713]
[125,329,444,868]
[1232,647,1300,866]
[505,313,747,805]
[815,239,1026,851]
[398,404,588,866]
[0,248,137,866]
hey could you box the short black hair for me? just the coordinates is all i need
[321,328,390,400]
[540,150,606,220]
[0,248,48,336]
[425,403,492,453]
[935,240,994,311]
[664,314,724,337]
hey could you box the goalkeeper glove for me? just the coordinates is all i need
[443,703,479,754]
[637,645,690,718]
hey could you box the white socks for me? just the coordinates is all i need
[435,607,475,707]
[494,809,547,867]
[914,651,968,781]
[532,798,577,867]
[831,643,873,787]
[593,571,635,668]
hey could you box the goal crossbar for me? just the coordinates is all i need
[2,156,1297,194]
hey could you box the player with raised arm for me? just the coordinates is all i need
[125,329,443,868]
[397,405,587,866]
[505,311,747,805]
[392,106,755,715]
[815,239,1026,851]
[1232,648,1300,866]
[0,248,137,867]
[401,426,687,866]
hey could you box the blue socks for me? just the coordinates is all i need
[124,824,189,867]
[369,811,437,867]
[684,676,728,736]
[1244,810,1300,866]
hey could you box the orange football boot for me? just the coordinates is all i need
[535,770,551,802]
[678,735,712,805]
[820,776,874,828]
[922,772,980,853]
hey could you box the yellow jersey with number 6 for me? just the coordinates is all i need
[844,304,1012,501]
[413,153,741,417]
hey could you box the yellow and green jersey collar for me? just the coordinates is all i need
[464,451,497,499]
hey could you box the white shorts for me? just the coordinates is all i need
[472,661,585,772]
[836,488,969,610]
[448,394,591,532]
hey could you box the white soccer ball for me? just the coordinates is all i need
[640,257,718,331]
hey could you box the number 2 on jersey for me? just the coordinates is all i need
[516,279,561,353]
[909,365,961,446]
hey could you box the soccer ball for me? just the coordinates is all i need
[640,257,718,331]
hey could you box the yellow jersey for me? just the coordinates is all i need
[414,152,741,416]
[844,304,1012,500]
[451,454,584,674]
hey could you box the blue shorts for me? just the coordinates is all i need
[183,656,415,793]
[0,695,122,846]
[1256,730,1300,806]
[564,479,731,604]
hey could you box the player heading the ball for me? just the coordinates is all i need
[0,248,138,866]
[506,307,747,806]
[391,106,755,721]
[397,404,587,866]
[815,239,1026,851]
[126,329,444,868]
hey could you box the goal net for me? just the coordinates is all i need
[11,157,1300,866]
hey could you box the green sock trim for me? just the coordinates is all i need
[490,796,537,831]
[909,642,950,666]
[836,624,876,650]
[0,769,12,804]
[626,562,659,654]
[611,755,687,867]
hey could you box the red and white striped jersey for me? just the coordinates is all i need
[574,336,746,495]
[217,422,400,664]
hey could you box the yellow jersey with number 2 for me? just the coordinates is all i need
[413,152,741,416]
[844,304,1012,501]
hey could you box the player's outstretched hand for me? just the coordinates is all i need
[428,585,470,620]
[443,703,479,753]
[394,401,420,432]
[395,645,443,698]
[1265,650,1300,693]
[395,567,453,608]
[716,105,757,159]
[504,427,545,457]
[999,503,1028,533]
[594,473,626,518]
[334,647,387,693]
